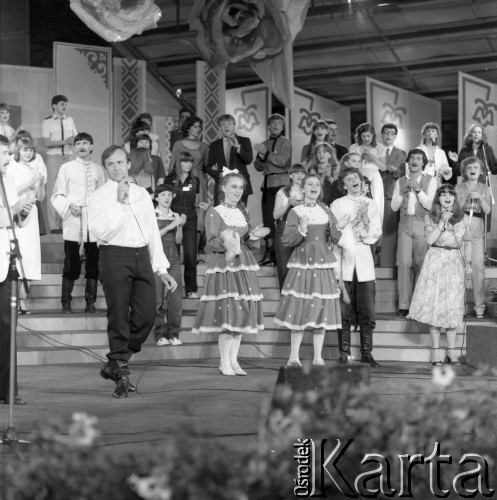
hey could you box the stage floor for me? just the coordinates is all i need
[0,358,492,459]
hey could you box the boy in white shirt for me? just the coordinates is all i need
[331,168,382,367]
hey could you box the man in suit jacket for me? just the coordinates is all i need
[206,114,253,206]
[380,123,407,267]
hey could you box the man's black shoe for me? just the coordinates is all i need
[338,354,350,364]
[360,354,380,368]
[113,376,129,398]
[100,363,136,392]
[398,309,409,317]
[0,396,27,405]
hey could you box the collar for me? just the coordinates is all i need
[178,173,192,183]
[155,206,172,217]
[75,156,92,165]
[346,193,363,201]
[106,178,120,190]
[52,114,66,120]
[269,134,282,140]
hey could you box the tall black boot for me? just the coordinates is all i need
[338,328,351,363]
[259,237,276,266]
[360,329,380,367]
[84,279,98,313]
[61,278,74,314]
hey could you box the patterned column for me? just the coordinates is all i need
[162,116,176,175]
[112,58,147,145]
[196,61,226,205]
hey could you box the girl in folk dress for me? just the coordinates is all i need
[192,172,270,376]
[274,174,346,367]
[349,123,386,223]
[408,184,471,365]
[273,163,305,290]
[7,137,45,314]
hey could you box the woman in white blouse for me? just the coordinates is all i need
[349,123,386,224]
[417,122,452,185]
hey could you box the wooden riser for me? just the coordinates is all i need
[26,240,496,367]
[16,312,491,333]
[17,340,466,366]
[16,327,470,350]
[16,312,479,366]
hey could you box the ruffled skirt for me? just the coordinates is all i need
[192,246,264,334]
[274,265,341,331]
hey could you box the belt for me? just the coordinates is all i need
[464,210,483,219]
[100,245,147,252]
[432,244,458,250]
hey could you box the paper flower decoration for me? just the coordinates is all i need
[189,0,311,109]
[70,0,162,43]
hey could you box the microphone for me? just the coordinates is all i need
[443,209,452,231]
[176,88,192,105]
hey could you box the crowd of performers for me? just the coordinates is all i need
[0,94,495,400]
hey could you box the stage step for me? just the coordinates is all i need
[16,311,490,366]
[25,238,497,367]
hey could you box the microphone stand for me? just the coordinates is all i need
[482,145,495,266]
[0,172,30,446]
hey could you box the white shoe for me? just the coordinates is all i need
[219,363,236,376]
[157,338,170,346]
[287,359,302,368]
[231,362,247,376]
[312,358,325,366]
[170,337,183,345]
[186,292,198,299]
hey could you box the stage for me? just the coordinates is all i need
[0,358,490,460]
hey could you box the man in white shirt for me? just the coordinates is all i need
[0,134,34,405]
[391,149,437,316]
[88,145,177,398]
[331,168,382,367]
[51,132,106,314]
[42,95,78,232]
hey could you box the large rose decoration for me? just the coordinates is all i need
[70,0,162,43]
[189,0,311,108]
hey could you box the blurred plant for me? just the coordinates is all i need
[3,369,497,499]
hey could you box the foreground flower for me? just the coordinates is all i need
[189,0,311,108]
[128,473,171,500]
[55,412,99,447]
[431,365,456,388]
[189,0,288,65]
[70,0,162,43]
